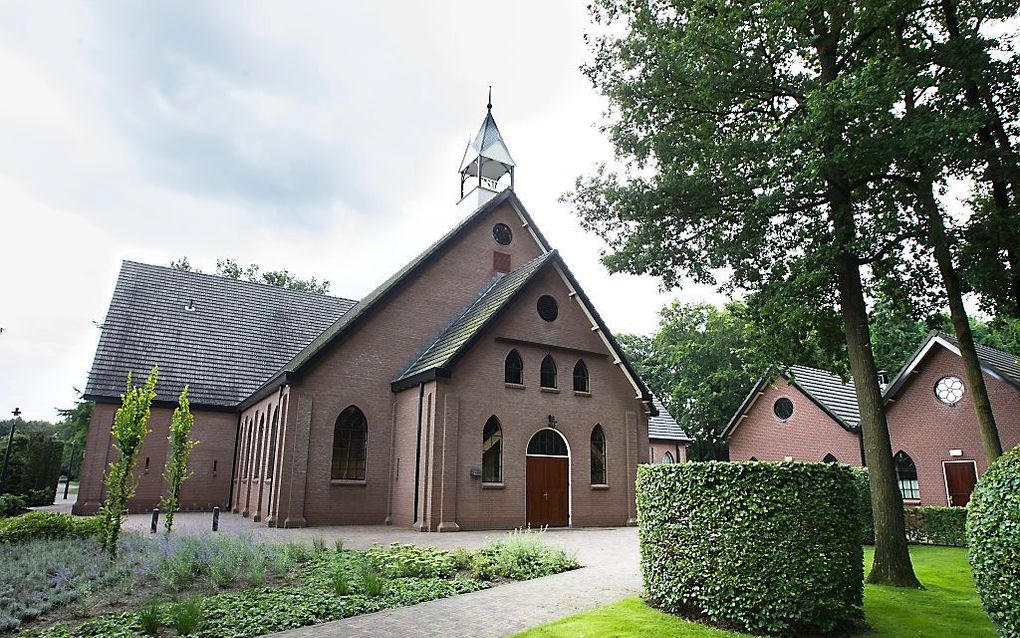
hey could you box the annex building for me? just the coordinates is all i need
[724,332,1020,507]
[74,104,679,530]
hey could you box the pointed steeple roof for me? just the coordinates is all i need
[460,89,515,179]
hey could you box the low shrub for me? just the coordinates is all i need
[0,493,27,518]
[137,602,161,636]
[904,506,967,547]
[360,565,387,597]
[0,512,104,544]
[150,534,296,592]
[366,543,457,579]
[638,462,863,636]
[968,446,1020,637]
[331,564,350,596]
[25,487,55,507]
[170,598,203,636]
[470,528,579,581]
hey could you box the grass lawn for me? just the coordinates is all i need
[514,545,994,638]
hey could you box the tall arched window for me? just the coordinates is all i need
[241,418,252,478]
[332,406,368,480]
[540,355,557,389]
[573,360,589,393]
[823,453,839,463]
[266,405,280,479]
[482,416,502,483]
[504,350,523,385]
[894,451,919,500]
[253,413,265,478]
[662,451,674,464]
[590,425,607,485]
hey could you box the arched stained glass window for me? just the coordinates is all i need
[540,355,557,389]
[895,451,919,500]
[590,425,607,485]
[482,416,503,483]
[505,350,523,385]
[662,451,674,464]
[573,360,589,393]
[527,429,567,456]
[332,406,368,481]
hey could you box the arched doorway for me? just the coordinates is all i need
[526,428,570,527]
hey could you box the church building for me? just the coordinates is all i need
[73,102,670,530]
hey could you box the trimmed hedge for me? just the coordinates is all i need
[904,506,967,547]
[4,433,62,503]
[851,467,875,545]
[0,512,104,544]
[967,446,1020,637]
[637,462,863,636]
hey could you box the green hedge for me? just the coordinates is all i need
[967,446,1020,637]
[854,468,967,547]
[3,433,62,503]
[0,512,104,544]
[637,462,863,636]
[904,506,967,547]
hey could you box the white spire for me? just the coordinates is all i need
[458,88,515,211]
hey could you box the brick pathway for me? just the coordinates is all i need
[121,512,642,637]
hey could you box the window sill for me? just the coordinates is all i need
[591,484,610,490]
[481,482,505,490]
[574,391,592,397]
[902,498,921,506]
[540,387,560,394]
[505,383,526,390]
[330,479,367,486]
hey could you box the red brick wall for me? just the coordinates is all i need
[74,404,237,515]
[727,378,862,464]
[649,441,686,463]
[439,265,649,530]
[283,200,547,526]
[886,345,1020,506]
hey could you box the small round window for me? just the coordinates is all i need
[774,398,794,421]
[537,295,558,322]
[935,376,964,405]
[492,223,513,245]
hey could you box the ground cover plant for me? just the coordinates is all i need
[514,546,995,638]
[6,528,577,637]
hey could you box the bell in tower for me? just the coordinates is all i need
[458,88,515,212]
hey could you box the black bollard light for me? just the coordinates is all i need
[212,506,220,532]
[150,507,159,533]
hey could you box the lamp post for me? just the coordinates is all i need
[0,407,21,496]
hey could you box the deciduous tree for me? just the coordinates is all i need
[161,387,198,535]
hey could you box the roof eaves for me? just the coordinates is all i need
[785,370,859,433]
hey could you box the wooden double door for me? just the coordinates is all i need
[526,456,569,527]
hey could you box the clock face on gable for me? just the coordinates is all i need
[492,223,513,245]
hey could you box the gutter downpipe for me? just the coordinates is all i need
[412,382,425,525]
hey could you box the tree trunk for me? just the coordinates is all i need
[940,0,1020,313]
[917,182,1003,461]
[813,14,921,587]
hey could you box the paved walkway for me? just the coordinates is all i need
[122,512,642,637]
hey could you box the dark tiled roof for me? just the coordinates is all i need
[940,333,1020,389]
[647,396,691,442]
[84,261,356,408]
[394,251,557,386]
[786,365,861,429]
[256,191,552,401]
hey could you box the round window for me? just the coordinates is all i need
[935,376,964,405]
[774,398,794,421]
[492,223,513,245]
[537,295,558,322]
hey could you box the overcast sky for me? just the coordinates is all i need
[0,2,729,421]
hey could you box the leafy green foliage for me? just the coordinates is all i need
[101,368,157,557]
[904,507,968,548]
[136,603,161,636]
[170,599,203,636]
[0,432,63,502]
[470,528,580,581]
[366,543,457,579]
[330,565,350,596]
[151,534,288,593]
[0,493,27,517]
[967,445,1020,636]
[55,398,93,479]
[637,462,863,636]
[359,565,386,597]
[0,512,104,544]
[161,387,198,534]
[170,257,331,294]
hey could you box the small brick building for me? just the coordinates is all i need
[74,105,681,530]
[724,333,1020,507]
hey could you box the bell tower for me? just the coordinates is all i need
[458,88,516,212]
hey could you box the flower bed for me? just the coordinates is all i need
[4,526,577,637]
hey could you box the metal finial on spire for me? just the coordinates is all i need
[487,85,492,110]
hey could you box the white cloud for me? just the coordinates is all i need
[0,1,725,420]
